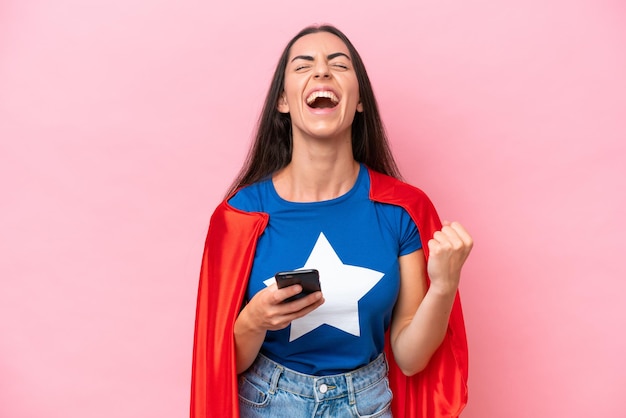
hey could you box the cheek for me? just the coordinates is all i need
[283,85,304,106]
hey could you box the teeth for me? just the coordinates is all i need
[306,90,339,105]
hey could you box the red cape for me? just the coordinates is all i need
[191,168,468,417]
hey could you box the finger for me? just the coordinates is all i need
[300,290,323,306]
[431,230,449,244]
[288,292,325,317]
[269,292,323,327]
[427,236,445,255]
[440,225,464,247]
[440,221,472,249]
[275,284,303,304]
[260,283,302,305]
[449,221,474,249]
[431,229,458,251]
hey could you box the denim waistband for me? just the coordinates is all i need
[245,353,389,402]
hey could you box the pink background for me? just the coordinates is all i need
[1,0,625,417]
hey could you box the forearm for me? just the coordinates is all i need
[233,307,266,374]
[391,285,457,376]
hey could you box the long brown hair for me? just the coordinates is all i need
[225,24,401,197]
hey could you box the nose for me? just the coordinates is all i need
[313,61,331,79]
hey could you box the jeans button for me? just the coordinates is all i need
[319,383,328,394]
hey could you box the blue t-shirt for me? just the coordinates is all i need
[228,164,422,375]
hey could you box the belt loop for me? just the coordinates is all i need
[345,372,356,405]
[269,364,283,395]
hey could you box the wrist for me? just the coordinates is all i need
[427,279,458,298]
[235,306,266,336]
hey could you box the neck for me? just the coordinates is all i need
[273,137,360,202]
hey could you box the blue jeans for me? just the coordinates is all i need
[238,353,393,417]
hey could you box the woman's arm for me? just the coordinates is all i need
[390,221,472,376]
[233,284,324,374]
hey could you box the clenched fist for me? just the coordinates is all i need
[427,221,473,295]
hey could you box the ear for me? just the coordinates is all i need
[277,92,289,113]
[356,100,364,113]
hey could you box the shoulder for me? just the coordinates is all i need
[207,197,269,242]
[226,180,268,213]
[207,180,270,226]
[366,167,442,236]
[367,168,434,208]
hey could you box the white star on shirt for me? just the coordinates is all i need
[264,232,384,341]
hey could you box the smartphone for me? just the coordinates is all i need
[275,269,321,303]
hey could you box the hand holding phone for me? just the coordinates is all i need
[275,269,321,303]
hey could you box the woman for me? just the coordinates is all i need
[191,24,473,417]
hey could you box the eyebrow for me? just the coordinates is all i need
[290,52,351,62]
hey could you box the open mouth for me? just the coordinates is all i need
[306,91,339,109]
